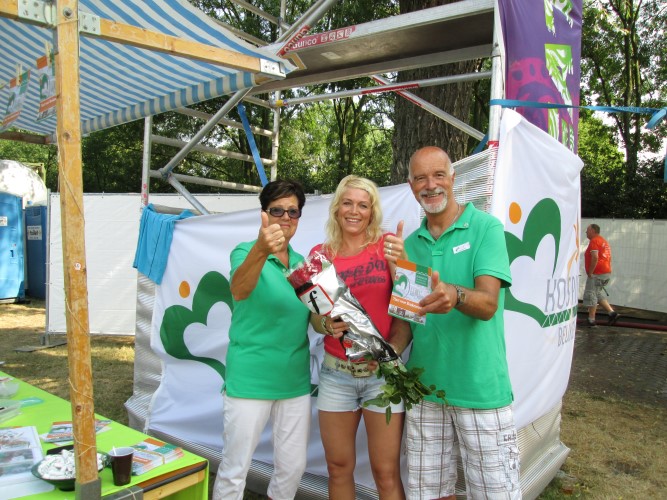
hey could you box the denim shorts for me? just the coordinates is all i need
[316,361,405,414]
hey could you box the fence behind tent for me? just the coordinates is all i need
[46,193,260,337]
[579,218,667,314]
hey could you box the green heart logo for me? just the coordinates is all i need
[159,270,320,395]
[393,274,409,297]
[160,271,233,380]
[504,198,577,326]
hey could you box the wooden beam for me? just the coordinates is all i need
[0,0,19,20]
[54,1,100,496]
[0,131,49,144]
[97,18,266,73]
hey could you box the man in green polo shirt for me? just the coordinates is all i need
[389,147,521,500]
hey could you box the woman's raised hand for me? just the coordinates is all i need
[383,220,405,263]
[257,211,285,255]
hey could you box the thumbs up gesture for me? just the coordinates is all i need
[383,220,406,264]
[418,270,457,315]
[257,210,285,255]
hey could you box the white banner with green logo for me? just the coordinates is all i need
[145,110,582,488]
[492,109,583,429]
[145,185,423,486]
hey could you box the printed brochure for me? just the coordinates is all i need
[388,259,432,325]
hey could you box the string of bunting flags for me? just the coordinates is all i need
[0,45,56,133]
[490,98,667,181]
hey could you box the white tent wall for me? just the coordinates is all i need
[579,218,667,314]
[46,193,260,336]
[0,160,48,207]
[45,204,667,338]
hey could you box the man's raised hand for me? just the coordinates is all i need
[418,270,457,315]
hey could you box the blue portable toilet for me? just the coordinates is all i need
[0,192,25,300]
[25,204,48,299]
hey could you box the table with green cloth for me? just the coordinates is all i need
[0,371,208,499]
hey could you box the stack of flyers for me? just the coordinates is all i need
[0,426,43,485]
[41,419,112,443]
[130,437,184,475]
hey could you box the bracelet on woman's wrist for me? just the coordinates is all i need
[320,316,330,335]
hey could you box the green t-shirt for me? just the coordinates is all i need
[224,240,311,399]
[405,203,513,409]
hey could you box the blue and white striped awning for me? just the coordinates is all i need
[0,0,289,137]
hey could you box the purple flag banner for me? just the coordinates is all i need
[499,0,583,151]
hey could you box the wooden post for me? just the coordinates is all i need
[54,1,100,497]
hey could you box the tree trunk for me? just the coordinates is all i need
[391,0,480,184]
[333,95,368,184]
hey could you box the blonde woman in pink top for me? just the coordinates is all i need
[311,175,406,499]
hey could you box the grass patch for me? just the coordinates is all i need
[0,299,134,424]
[539,391,667,498]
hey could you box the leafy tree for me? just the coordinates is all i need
[0,135,58,191]
[579,109,666,219]
[580,0,667,216]
[277,102,332,193]
[578,111,625,217]
[81,121,145,192]
[631,157,667,219]
[349,98,394,187]
[292,1,397,190]
[276,96,393,193]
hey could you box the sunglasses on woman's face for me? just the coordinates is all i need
[265,207,302,219]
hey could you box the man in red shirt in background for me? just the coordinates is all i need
[584,224,620,327]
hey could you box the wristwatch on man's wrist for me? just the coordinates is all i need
[453,284,466,307]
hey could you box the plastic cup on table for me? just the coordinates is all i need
[108,447,134,486]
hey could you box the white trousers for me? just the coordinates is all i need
[212,394,311,500]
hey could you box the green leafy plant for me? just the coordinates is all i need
[364,360,446,424]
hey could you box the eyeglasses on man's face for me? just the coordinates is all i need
[265,207,302,219]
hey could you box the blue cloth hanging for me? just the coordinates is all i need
[133,203,194,284]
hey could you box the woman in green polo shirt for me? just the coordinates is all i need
[212,180,311,500]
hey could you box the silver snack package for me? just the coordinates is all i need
[287,251,398,363]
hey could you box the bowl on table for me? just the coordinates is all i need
[0,380,19,398]
[31,450,109,491]
[0,399,21,423]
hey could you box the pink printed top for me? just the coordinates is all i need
[310,236,393,361]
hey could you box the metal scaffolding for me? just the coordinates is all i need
[142,0,503,209]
